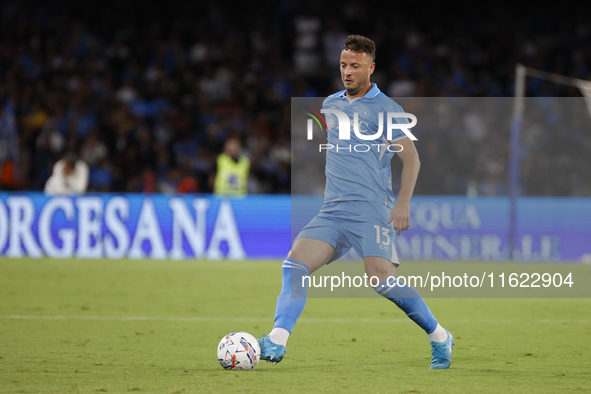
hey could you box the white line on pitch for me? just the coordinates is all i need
[0,315,588,324]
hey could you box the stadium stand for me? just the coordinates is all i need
[0,0,589,196]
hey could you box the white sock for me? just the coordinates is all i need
[427,323,448,342]
[269,328,290,347]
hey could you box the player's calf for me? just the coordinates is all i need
[373,278,453,368]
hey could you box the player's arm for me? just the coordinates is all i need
[388,137,420,235]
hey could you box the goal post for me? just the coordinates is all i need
[508,64,591,259]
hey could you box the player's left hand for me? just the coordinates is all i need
[388,203,410,236]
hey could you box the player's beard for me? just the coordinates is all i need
[344,78,369,97]
[345,82,363,96]
[345,87,360,96]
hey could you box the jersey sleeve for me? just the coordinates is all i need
[322,97,337,134]
[387,101,411,142]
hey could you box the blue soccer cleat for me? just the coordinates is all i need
[257,334,286,364]
[429,329,454,369]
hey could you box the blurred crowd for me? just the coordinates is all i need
[0,0,590,196]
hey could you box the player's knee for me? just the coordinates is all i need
[287,250,292,259]
[365,258,396,282]
[370,272,393,284]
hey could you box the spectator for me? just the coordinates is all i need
[213,137,250,196]
[44,152,89,195]
[88,157,112,192]
[0,1,589,197]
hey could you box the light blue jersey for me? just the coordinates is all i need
[322,83,407,208]
[297,83,409,265]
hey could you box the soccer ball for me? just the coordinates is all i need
[217,331,261,370]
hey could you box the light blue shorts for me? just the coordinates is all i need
[296,201,400,266]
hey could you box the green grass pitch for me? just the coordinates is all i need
[0,258,590,393]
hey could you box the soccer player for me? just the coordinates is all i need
[257,35,454,369]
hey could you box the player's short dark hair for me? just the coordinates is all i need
[342,35,376,61]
